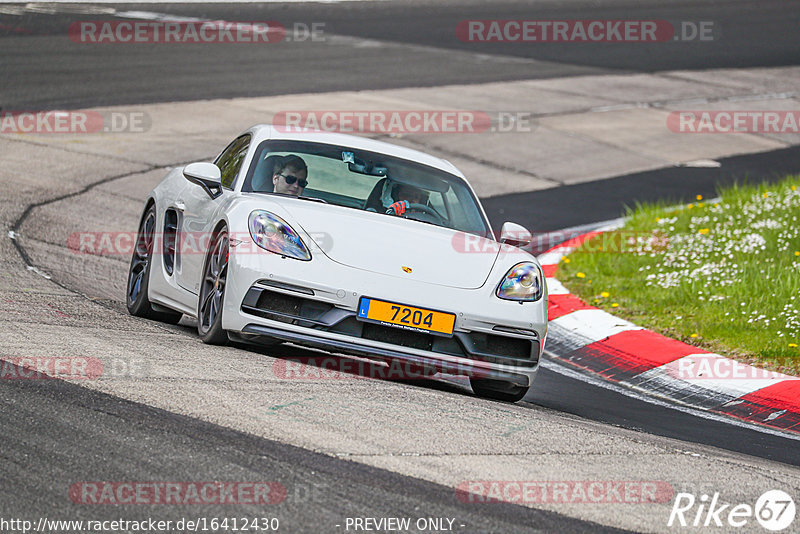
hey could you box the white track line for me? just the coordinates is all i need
[549,309,643,344]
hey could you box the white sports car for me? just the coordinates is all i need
[126,125,547,401]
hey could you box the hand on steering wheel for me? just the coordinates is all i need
[386,200,409,216]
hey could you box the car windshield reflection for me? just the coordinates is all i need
[242,140,492,238]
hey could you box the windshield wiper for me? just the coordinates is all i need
[297,196,328,204]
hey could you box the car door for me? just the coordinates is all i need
[176,134,251,294]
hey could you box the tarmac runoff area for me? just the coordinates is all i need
[2,66,800,532]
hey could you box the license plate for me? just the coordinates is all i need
[357,297,455,336]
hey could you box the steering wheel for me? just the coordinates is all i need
[403,203,446,225]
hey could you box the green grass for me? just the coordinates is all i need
[557,175,800,374]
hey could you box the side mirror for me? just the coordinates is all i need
[499,221,532,247]
[184,162,222,199]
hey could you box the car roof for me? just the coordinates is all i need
[245,125,465,179]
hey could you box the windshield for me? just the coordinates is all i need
[242,140,492,237]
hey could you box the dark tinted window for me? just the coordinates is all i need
[215,135,251,189]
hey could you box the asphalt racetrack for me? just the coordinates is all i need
[2,1,800,533]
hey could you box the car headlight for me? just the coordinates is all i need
[496,262,543,301]
[248,210,311,261]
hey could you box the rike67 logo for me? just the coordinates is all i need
[668,490,795,531]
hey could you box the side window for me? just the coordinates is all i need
[215,135,251,189]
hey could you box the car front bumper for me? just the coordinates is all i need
[222,247,547,387]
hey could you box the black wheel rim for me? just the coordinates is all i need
[128,211,155,304]
[199,231,229,332]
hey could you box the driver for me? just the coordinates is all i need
[272,155,308,196]
[384,182,429,216]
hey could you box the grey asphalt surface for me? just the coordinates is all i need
[1,361,624,533]
[2,0,799,109]
[485,145,800,234]
[11,145,800,468]
[4,130,800,532]
[2,1,800,533]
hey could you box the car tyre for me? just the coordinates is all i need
[126,205,183,324]
[470,377,529,403]
[197,226,230,345]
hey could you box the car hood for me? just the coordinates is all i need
[282,201,500,289]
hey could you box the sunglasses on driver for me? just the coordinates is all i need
[278,173,308,188]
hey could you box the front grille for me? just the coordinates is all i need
[242,285,538,365]
[243,288,333,324]
[361,322,433,351]
[462,332,536,360]
[256,291,303,316]
[485,334,533,359]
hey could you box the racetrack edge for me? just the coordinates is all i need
[538,230,800,435]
